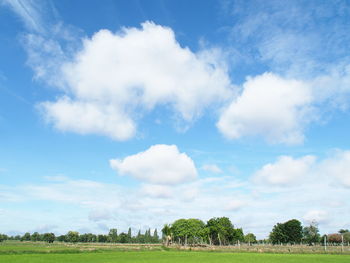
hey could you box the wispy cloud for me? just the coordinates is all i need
[2,0,47,33]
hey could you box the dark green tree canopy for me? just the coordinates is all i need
[270,219,302,244]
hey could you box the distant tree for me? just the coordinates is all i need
[0,234,7,242]
[343,232,350,243]
[57,235,66,242]
[270,219,302,244]
[244,233,257,244]
[284,219,303,244]
[127,228,132,243]
[162,224,172,246]
[97,234,108,243]
[328,233,342,243]
[171,218,205,245]
[233,228,245,242]
[42,233,55,243]
[21,232,31,241]
[108,229,118,243]
[31,232,40,242]
[269,223,288,244]
[303,221,320,245]
[339,229,349,234]
[153,229,159,243]
[66,231,79,243]
[119,232,128,243]
[207,217,235,245]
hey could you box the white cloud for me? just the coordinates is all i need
[140,184,173,199]
[110,144,198,185]
[88,209,112,222]
[319,150,350,188]
[225,199,246,211]
[201,164,222,174]
[217,73,315,144]
[39,22,233,140]
[253,155,316,186]
[303,210,329,224]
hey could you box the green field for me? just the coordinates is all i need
[1,251,350,263]
[1,242,350,263]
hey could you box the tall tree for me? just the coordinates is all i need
[303,221,320,245]
[284,219,302,244]
[270,219,302,244]
[153,229,159,243]
[127,228,132,243]
[162,224,172,246]
[108,229,118,243]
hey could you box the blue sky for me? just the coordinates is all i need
[0,0,350,238]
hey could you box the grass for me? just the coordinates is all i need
[1,241,350,262]
[1,251,350,263]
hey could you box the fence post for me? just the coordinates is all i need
[324,235,327,252]
[341,235,344,253]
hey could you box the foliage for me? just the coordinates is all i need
[339,229,349,234]
[171,218,206,245]
[343,232,350,243]
[244,233,257,244]
[42,233,55,243]
[303,221,320,245]
[0,234,8,242]
[66,231,79,243]
[328,233,342,243]
[21,232,31,241]
[270,219,302,244]
[108,229,118,243]
[207,217,237,245]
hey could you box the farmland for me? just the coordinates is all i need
[1,241,350,263]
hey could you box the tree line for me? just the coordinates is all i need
[0,217,349,245]
[0,228,160,244]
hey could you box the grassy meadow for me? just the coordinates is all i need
[1,241,350,263]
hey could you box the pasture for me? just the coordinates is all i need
[1,241,350,263]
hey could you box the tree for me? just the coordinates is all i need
[339,229,349,234]
[108,229,118,243]
[233,228,245,242]
[270,223,288,244]
[270,219,302,244]
[119,232,128,243]
[153,229,159,243]
[303,221,320,245]
[328,233,342,243]
[97,234,108,243]
[21,232,31,241]
[31,232,40,242]
[0,234,7,242]
[244,233,257,244]
[207,217,236,245]
[66,231,79,243]
[42,233,55,243]
[343,232,350,243]
[162,224,172,246]
[284,219,302,244]
[127,228,132,243]
[171,218,205,245]
[57,235,66,242]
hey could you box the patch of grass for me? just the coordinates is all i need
[1,251,350,263]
